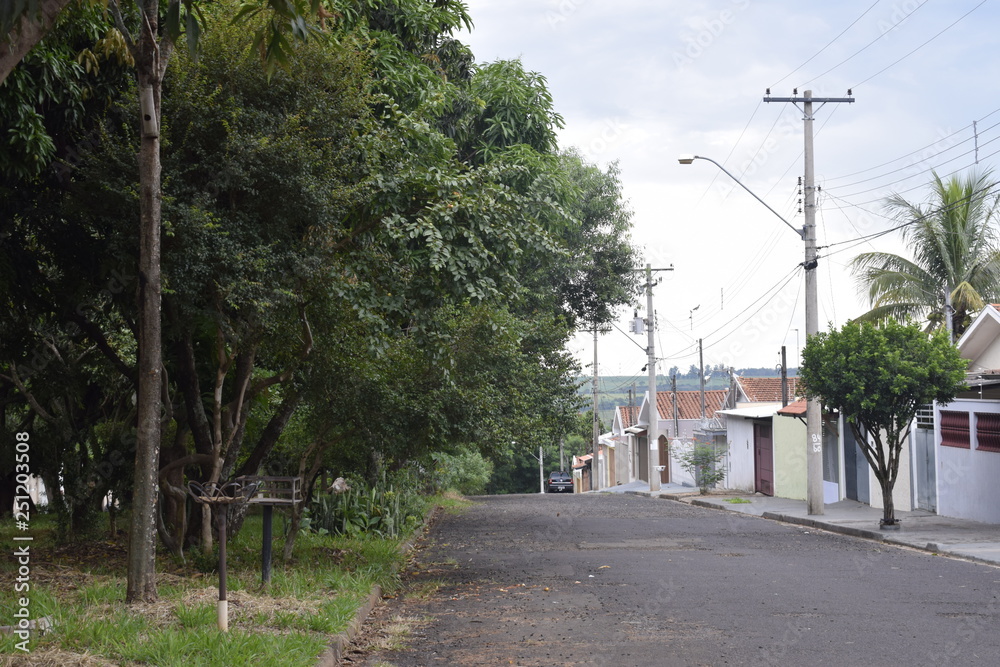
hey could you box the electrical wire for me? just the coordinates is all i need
[798,0,932,88]
[700,266,803,354]
[852,0,990,90]
[770,0,883,90]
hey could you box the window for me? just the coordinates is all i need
[940,410,970,449]
[975,412,1000,452]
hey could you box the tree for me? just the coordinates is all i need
[851,170,1000,340]
[800,319,966,526]
[2,0,350,603]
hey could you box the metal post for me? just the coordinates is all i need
[261,505,273,585]
[217,507,228,632]
[646,264,660,492]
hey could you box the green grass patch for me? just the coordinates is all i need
[0,503,429,666]
[724,497,753,504]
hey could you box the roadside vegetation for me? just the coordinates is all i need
[0,480,470,665]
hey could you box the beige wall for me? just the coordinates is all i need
[773,415,807,500]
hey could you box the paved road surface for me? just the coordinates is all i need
[346,493,1000,666]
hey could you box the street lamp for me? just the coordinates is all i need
[678,154,824,515]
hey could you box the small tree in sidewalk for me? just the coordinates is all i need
[676,440,727,494]
[800,319,966,527]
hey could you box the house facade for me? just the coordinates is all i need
[931,304,1000,524]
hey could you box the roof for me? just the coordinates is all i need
[655,389,728,421]
[718,406,780,419]
[956,304,1000,370]
[737,377,800,403]
[617,405,640,429]
[777,398,806,416]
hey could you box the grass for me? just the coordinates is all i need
[724,497,753,504]
[0,499,447,666]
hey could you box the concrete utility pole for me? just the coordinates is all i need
[645,264,659,492]
[592,327,600,491]
[629,264,674,491]
[699,338,705,420]
[764,88,854,515]
[539,446,544,494]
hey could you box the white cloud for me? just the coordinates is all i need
[458,0,1000,374]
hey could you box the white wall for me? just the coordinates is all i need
[669,438,697,488]
[723,418,756,492]
[936,398,1000,524]
[865,429,912,514]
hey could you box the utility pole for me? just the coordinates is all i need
[645,264,659,491]
[539,446,544,494]
[765,88,854,515]
[629,264,673,492]
[780,346,789,407]
[698,338,705,420]
[592,327,600,491]
[671,374,679,438]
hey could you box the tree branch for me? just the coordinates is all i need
[0,0,74,85]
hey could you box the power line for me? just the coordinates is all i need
[798,0,932,88]
[852,0,990,90]
[770,0,883,90]
[825,107,1000,184]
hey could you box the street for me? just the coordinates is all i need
[347,493,1000,666]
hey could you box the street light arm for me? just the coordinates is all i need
[679,155,804,239]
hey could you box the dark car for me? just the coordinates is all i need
[546,470,573,493]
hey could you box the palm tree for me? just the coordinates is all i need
[851,170,1000,340]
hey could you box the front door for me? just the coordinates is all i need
[754,422,774,496]
[658,436,670,484]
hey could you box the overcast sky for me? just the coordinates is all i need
[456,0,999,380]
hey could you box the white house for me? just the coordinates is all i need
[931,304,1000,524]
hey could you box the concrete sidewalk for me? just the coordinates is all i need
[607,482,1000,567]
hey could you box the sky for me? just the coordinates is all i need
[454,0,1000,381]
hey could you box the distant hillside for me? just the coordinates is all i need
[575,369,798,427]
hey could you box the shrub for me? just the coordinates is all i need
[676,441,727,494]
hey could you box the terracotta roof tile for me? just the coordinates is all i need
[737,377,800,403]
[617,405,641,429]
[655,389,728,421]
[777,398,806,416]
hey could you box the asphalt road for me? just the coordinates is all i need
[346,493,1000,666]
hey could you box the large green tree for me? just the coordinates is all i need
[800,319,966,526]
[851,170,1000,340]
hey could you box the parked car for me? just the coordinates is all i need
[546,470,573,493]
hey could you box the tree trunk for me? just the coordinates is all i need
[126,0,165,604]
[880,478,896,525]
[0,0,74,84]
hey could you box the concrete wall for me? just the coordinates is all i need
[865,427,913,514]
[936,398,1000,524]
[773,415,807,500]
[723,417,756,492]
[669,438,697,488]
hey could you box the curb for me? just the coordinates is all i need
[686,499,1000,568]
[315,505,440,665]
[316,584,382,665]
[759,510,887,542]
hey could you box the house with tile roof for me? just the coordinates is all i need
[716,376,802,496]
[625,389,730,488]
